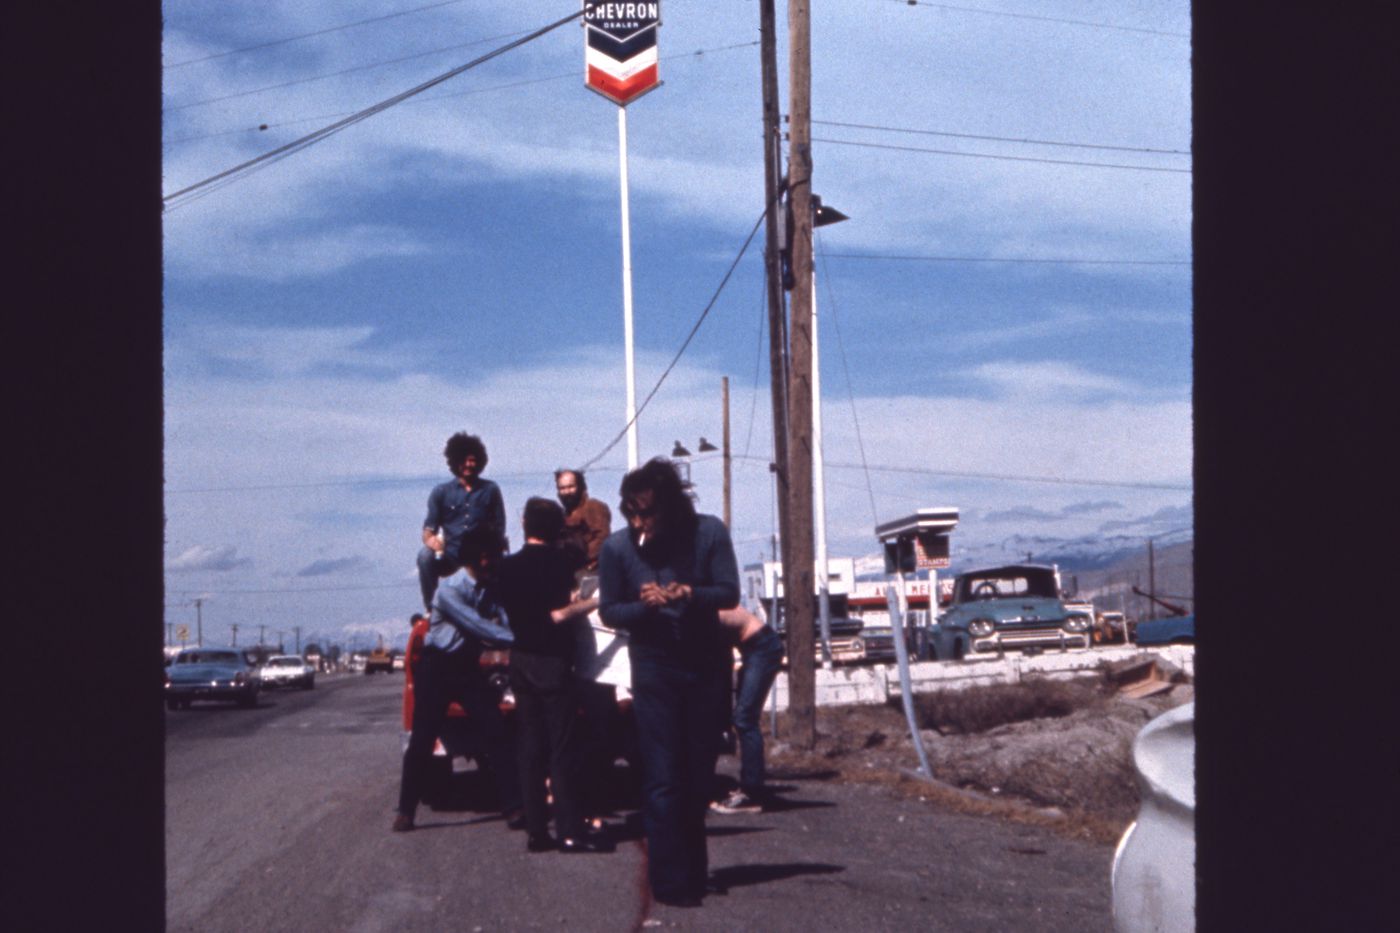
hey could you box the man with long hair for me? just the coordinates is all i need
[598,458,739,907]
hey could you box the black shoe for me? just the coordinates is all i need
[526,833,555,853]
[504,809,527,831]
[558,831,614,854]
[391,812,414,833]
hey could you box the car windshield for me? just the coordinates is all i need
[179,651,240,665]
[957,570,1058,601]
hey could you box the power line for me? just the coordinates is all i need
[580,207,769,472]
[164,41,758,145]
[167,582,417,595]
[813,136,1192,174]
[165,0,471,68]
[162,9,583,209]
[885,0,1189,39]
[731,453,1190,491]
[817,233,881,527]
[820,252,1190,266]
[164,29,529,113]
[812,119,1189,156]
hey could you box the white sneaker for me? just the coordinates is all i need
[710,790,761,814]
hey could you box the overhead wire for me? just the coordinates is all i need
[820,252,1190,266]
[164,29,528,112]
[164,40,759,145]
[813,136,1192,174]
[816,232,881,528]
[165,0,471,68]
[812,119,1189,156]
[162,8,583,209]
[729,453,1190,492]
[882,0,1189,39]
[580,207,769,472]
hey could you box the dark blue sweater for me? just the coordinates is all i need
[597,514,739,668]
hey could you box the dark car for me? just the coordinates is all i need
[165,647,260,710]
[932,563,1091,660]
[1133,614,1194,646]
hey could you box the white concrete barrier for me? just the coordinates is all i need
[763,644,1193,711]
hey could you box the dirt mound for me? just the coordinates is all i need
[764,671,1192,844]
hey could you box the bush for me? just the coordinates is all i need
[909,677,1103,735]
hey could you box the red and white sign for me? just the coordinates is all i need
[583,1,661,105]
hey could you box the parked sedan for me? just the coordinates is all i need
[258,654,316,689]
[165,647,260,710]
[932,564,1091,659]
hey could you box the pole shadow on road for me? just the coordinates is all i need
[709,862,846,889]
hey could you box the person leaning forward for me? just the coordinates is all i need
[394,530,522,833]
[417,432,507,612]
[598,457,739,908]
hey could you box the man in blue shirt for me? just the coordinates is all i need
[418,432,508,611]
[394,531,521,833]
[598,458,739,907]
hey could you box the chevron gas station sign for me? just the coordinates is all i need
[583,2,661,105]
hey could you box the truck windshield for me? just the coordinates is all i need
[958,571,1058,601]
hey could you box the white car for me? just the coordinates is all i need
[258,655,316,689]
[1111,701,1194,932]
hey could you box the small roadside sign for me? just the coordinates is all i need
[176,624,189,641]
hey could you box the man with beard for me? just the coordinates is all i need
[598,458,739,908]
[555,468,611,579]
[417,433,507,612]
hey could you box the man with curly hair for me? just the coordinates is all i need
[417,432,508,612]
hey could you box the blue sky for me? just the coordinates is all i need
[162,0,1192,651]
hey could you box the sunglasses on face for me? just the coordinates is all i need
[621,501,658,519]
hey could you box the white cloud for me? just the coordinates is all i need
[958,360,1137,400]
[167,544,253,572]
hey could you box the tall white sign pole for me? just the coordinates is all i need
[812,269,833,666]
[619,106,638,469]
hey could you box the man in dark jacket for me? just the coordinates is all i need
[598,458,739,907]
[495,497,610,854]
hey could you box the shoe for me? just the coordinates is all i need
[526,833,555,853]
[652,893,702,908]
[558,830,615,854]
[710,790,761,814]
[391,812,414,832]
[504,809,527,831]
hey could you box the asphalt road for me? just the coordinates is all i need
[167,672,1114,931]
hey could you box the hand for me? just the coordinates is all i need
[429,533,445,554]
[640,582,669,608]
[550,608,569,625]
[663,582,692,602]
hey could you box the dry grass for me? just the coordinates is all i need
[911,676,1105,735]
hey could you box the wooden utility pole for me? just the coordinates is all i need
[785,0,817,749]
[758,0,795,642]
[722,376,732,529]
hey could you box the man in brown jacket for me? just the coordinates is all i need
[555,469,612,578]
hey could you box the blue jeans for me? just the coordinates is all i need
[630,655,730,902]
[733,626,783,795]
[417,545,460,612]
